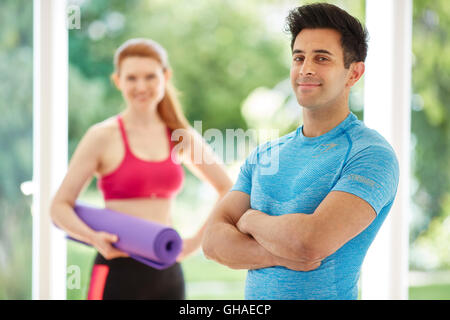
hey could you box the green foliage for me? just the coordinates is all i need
[66,241,96,300]
[409,283,450,300]
[410,0,450,254]
[0,0,33,299]
[68,0,290,149]
[411,194,450,270]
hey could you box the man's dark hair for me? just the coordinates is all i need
[285,3,369,68]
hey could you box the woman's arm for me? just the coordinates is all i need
[178,127,232,195]
[175,128,233,260]
[50,124,128,260]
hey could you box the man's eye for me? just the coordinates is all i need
[317,57,329,62]
[127,76,136,81]
[294,57,304,62]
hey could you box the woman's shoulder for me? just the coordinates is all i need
[83,116,120,143]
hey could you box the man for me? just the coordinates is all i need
[202,3,399,300]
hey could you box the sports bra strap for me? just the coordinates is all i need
[118,115,174,152]
[117,115,131,151]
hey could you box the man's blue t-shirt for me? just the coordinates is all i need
[231,112,399,300]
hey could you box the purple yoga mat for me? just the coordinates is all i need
[69,202,182,270]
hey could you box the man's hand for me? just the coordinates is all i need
[236,209,259,234]
[236,209,322,272]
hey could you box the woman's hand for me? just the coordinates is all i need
[176,236,201,262]
[90,231,129,260]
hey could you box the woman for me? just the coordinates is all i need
[50,38,233,300]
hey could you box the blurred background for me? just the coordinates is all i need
[0,0,449,299]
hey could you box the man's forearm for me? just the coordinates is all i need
[202,220,321,271]
[202,220,277,270]
[202,190,321,271]
[237,210,321,263]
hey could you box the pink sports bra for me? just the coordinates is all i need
[98,115,184,200]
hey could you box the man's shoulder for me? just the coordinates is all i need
[343,123,399,175]
[345,121,395,154]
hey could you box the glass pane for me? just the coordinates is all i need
[0,0,33,299]
[65,0,367,300]
[409,0,450,299]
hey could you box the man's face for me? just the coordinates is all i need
[290,28,358,110]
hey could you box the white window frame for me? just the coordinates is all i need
[32,0,68,300]
[362,0,412,300]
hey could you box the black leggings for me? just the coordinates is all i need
[87,252,185,300]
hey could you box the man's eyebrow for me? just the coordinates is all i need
[292,49,334,56]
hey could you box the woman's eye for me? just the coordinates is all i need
[127,76,136,81]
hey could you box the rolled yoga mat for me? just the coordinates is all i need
[69,202,183,270]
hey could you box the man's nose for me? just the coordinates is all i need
[299,58,316,76]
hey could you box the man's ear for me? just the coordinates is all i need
[346,62,365,88]
[111,72,121,90]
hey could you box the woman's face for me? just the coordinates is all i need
[114,56,170,111]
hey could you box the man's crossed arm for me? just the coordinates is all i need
[202,190,376,271]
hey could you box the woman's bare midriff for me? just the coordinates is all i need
[95,118,178,227]
[104,197,173,227]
